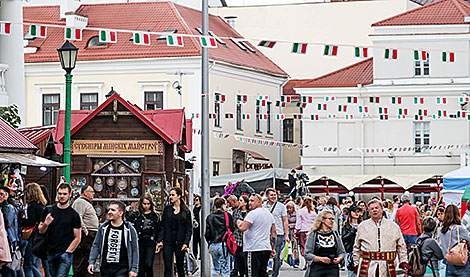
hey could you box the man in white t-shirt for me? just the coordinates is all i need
[262,188,289,277]
[237,194,276,277]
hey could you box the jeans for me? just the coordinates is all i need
[46,252,73,277]
[209,242,231,277]
[403,234,418,254]
[42,258,51,277]
[439,260,447,277]
[446,260,470,277]
[73,231,96,277]
[163,244,185,277]
[345,253,357,277]
[139,244,156,277]
[234,246,247,277]
[24,240,42,277]
[272,235,284,277]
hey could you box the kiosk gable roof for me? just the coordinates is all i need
[0,118,37,152]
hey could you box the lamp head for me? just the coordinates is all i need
[57,40,79,74]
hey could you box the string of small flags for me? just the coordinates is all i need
[0,20,463,62]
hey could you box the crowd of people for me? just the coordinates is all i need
[1,178,470,277]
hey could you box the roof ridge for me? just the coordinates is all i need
[451,0,470,17]
[171,2,202,53]
[306,58,373,83]
[372,0,449,26]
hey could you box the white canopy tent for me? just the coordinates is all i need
[443,166,470,207]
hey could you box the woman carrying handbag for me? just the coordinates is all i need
[439,205,470,276]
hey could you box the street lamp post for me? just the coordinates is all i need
[57,40,78,183]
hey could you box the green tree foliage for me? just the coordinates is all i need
[0,104,21,128]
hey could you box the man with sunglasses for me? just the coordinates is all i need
[72,186,99,276]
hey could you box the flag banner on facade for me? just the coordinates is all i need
[354,47,368,58]
[457,111,467,118]
[414,50,428,61]
[442,52,455,63]
[378,107,388,114]
[347,96,358,104]
[258,114,268,120]
[191,113,199,118]
[323,45,338,56]
[436,97,447,104]
[237,95,248,104]
[337,105,347,112]
[301,96,313,103]
[321,147,338,152]
[258,40,276,48]
[379,114,389,120]
[166,35,184,47]
[192,129,201,134]
[64,27,82,41]
[200,36,217,48]
[256,99,267,106]
[258,95,269,101]
[397,115,406,119]
[280,96,291,103]
[215,94,226,103]
[213,133,230,139]
[225,113,234,119]
[384,49,398,60]
[324,96,335,102]
[317,103,327,111]
[327,114,336,119]
[310,114,319,120]
[276,114,285,120]
[133,32,150,46]
[208,113,217,119]
[242,114,251,120]
[296,102,307,108]
[369,96,380,104]
[398,108,408,115]
[29,24,47,38]
[0,22,11,36]
[391,97,402,104]
[275,101,286,107]
[414,97,425,105]
[293,114,302,120]
[415,115,424,121]
[459,96,470,103]
[345,114,354,120]
[99,30,117,43]
[358,106,369,113]
[417,109,428,116]
[292,43,307,54]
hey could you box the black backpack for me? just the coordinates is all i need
[408,237,430,277]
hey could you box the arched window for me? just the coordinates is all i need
[86,36,106,47]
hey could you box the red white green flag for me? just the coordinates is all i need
[29,24,47,38]
[0,22,11,36]
[414,97,424,105]
[324,45,338,56]
[398,108,408,115]
[275,101,286,108]
[225,113,234,119]
[354,47,368,58]
[292,43,307,54]
[324,96,336,102]
[133,32,150,46]
[215,94,225,103]
[337,105,347,112]
[391,97,401,104]
[237,95,248,104]
[384,49,398,60]
[167,35,184,47]
[99,30,117,43]
[436,97,447,104]
[276,114,285,120]
[280,96,291,103]
[345,114,354,120]
[242,114,251,120]
[258,40,276,48]
[200,36,217,48]
[442,52,455,63]
[457,111,467,118]
[65,27,82,41]
[310,114,319,120]
[378,107,388,114]
[347,96,358,104]
[358,106,369,113]
[459,96,470,103]
[369,97,380,104]
[301,96,313,103]
[317,103,327,111]
[414,50,428,61]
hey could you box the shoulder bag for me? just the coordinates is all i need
[445,225,468,266]
[32,205,52,260]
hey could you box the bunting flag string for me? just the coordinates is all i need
[1,20,467,61]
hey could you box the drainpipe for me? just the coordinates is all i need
[358,84,365,175]
[278,78,290,169]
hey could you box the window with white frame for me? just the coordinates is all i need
[414,122,430,153]
[236,103,243,131]
[414,53,430,76]
[267,101,273,135]
[80,93,98,110]
[144,91,163,110]
[283,119,294,143]
[213,161,220,176]
[43,94,60,126]
[214,92,222,128]
[256,104,262,134]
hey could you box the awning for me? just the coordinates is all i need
[327,175,378,191]
[211,168,290,187]
[382,174,435,190]
[239,149,269,161]
[0,153,67,167]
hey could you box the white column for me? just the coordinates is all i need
[0,0,26,124]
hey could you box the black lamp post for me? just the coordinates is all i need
[57,40,78,182]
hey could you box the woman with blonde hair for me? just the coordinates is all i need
[304,210,345,277]
[23,183,47,277]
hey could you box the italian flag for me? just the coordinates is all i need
[317,103,327,111]
[391,97,401,104]
[258,40,276,48]
[133,32,150,46]
[417,109,428,116]
[459,96,470,103]
[167,35,184,47]
[398,108,408,115]
[301,96,313,103]
[29,24,47,38]
[192,113,199,118]
[208,113,217,119]
[337,105,347,112]
[64,27,82,41]
[225,113,234,119]
[345,114,354,120]
[347,96,358,104]
[354,47,368,58]
[280,96,291,103]
[276,114,285,120]
[414,97,424,105]
[200,36,217,48]
[442,52,455,63]
[324,45,338,56]
[397,115,406,119]
[378,107,388,114]
[369,97,380,104]
[237,95,247,103]
[414,50,428,61]
[275,101,286,108]
[436,97,447,104]
[324,96,336,102]
[215,94,225,103]
[292,43,307,54]
[457,111,467,118]
[358,106,369,113]
[384,49,398,60]
[436,110,447,117]
[0,22,11,36]
[99,30,117,43]
[379,115,389,120]
[310,114,319,120]
[296,102,307,108]
[293,114,302,120]
[327,114,336,119]
[242,114,250,120]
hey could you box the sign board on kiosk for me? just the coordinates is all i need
[461,187,470,217]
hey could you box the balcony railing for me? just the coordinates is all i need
[0,64,8,93]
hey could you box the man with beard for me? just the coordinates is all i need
[88,201,139,277]
[39,183,81,277]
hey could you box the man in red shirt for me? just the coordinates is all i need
[395,194,422,253]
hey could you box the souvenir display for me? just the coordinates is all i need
[131,187,139,197]
[130,178,139,187]
[94,205,103,216]
[131,160,140,169]
[95,177,102,184]
[145,176,163,209]
[118,165,127,174]
[107,164,114,172]
[106,177,115,186]
[94,182,103,192]
[118,179,127,190]
[117,191,127,198]
[93,163,101,171]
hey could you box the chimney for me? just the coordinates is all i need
[60,0,81,18]
[65,12,88,29]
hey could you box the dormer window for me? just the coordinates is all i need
[195,28,226,45]
[414,52,429,76]
[157,29,177,41]
[87,36,106,47]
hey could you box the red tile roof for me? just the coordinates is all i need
[291,58,373,89]
[283,79,308,98]
[52,94,191,155]
[372,0,470,26]
[23,2,287,76]
[0,119,37,152]
[18,126,54,145]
